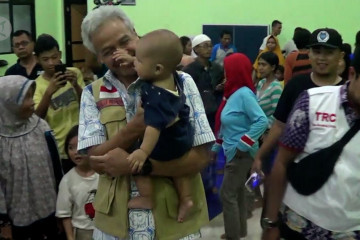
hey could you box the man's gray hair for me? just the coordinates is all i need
[81,5,134,54]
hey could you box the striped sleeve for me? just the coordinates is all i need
[258,82,283,128]
[267,84,283,127]
[77,85,106,150]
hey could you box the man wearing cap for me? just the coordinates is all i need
[183,34,224,130]
[259,28,357,240]
[252,28,346,176]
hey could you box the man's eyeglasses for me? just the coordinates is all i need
[13,41,30,48]
[198,44,213,49]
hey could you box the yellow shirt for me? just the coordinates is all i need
[34,67,85,158]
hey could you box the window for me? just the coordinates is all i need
[0,0,35,54]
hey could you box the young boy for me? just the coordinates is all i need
[33,34,85,173]
[127,29,194,223]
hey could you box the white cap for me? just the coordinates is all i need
[192,34,211,48]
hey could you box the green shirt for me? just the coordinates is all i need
[256,79,283,128]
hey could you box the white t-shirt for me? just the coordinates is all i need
[282,39,298,57]
[259,35,271,50]
[56,168,99,230]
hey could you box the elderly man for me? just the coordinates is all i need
[183,34,224,131]
[78,6,214,240]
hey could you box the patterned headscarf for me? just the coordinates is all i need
[0,75,39,137]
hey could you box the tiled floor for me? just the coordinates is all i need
[201,208,262,240]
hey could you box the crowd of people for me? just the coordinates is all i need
[0,4,359,240]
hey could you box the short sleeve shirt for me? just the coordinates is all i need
[273,73,346,124]
[280,82,359,152]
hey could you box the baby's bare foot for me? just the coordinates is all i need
[177,198,194,223]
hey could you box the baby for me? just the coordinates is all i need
[127,29,194,222]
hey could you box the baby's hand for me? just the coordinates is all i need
[112,49,135,67]
[127,149,148,173]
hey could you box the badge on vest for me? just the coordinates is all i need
[99,85,120,99]
[313,111,336,128]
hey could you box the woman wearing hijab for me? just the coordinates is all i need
[211,53,267,240]
[0,75,58,239]
[253,35,285,84]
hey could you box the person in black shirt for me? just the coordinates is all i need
[5,30,42,79]
[183,34,224,131]
[252,28,346,176]
[254,28,346,240]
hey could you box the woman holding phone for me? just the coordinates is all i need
[211,53,267,240]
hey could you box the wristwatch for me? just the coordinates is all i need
[261,218,280,229]
[139,158,153,176]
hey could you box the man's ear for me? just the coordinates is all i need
[155,64,164,75]
[193,47,199,56]
[58,50,63,62]
[339,51,345,62]
[349,66,357,81]
[133,28,139,39]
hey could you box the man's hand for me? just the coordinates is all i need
[262,227,280,240]
[46,72,67,96]
[0,225,13,240]
[127,149,148,173]
[89,154,106,174]
[64,70,78,87]
[215,82,224,91]
[112,49,135,67]
[90,148,131,177]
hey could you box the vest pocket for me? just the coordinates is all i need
[99,106,126,139]
[93,175,117,214]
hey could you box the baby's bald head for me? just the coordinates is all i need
[137,29,183,72]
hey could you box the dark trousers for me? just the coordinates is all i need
[12,214,62,240]
[220,151,253,239]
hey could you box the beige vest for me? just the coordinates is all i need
[91,78,209,239]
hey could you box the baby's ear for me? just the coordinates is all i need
[155,64,164,75]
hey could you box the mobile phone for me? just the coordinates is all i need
[54,64,67,86]
[55,64,67,74]
[245,172,263,192]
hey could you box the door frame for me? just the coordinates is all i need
[63,0,87,66]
